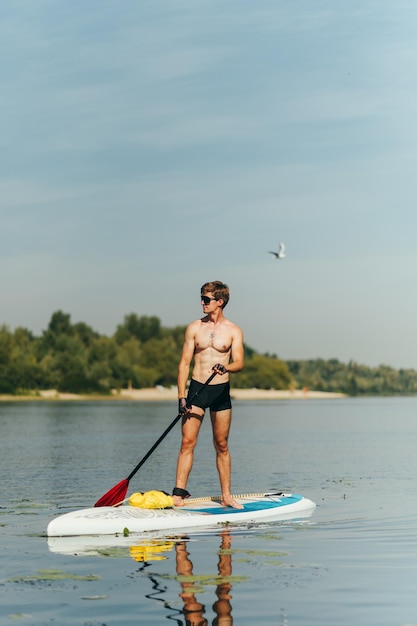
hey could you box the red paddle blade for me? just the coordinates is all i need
[94,478,129,507]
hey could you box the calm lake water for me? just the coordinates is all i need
[1,397,417,625]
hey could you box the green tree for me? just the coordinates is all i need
[115,314,161,344]
[0,325,15,392]
[236,354,292,389]
[73,322,100,348]
[139,337,179,387]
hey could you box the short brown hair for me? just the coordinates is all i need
[201,281,230,308]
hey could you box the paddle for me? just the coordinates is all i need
[94,371,217,507]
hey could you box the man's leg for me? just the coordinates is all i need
[210,409,243,509]
[173,408,204,506]
[175,542,206,623]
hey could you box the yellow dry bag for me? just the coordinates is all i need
[128,490,174,509]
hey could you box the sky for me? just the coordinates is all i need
[2,0,417,370]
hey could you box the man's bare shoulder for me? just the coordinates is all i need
[185,318,206,333]
[222,317,243,333]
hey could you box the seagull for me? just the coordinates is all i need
[268,242,286,259]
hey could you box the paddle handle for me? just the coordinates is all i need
[126,371,217,482]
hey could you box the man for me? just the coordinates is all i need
[172,281,244,509]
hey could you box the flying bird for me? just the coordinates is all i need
[268,243,286,259]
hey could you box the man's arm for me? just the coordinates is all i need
[177,323,196,398]
[226,325,244,374]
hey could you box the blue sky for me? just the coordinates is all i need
[2,0,417,369]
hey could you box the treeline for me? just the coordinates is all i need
[286,358,417,396]
[0,311,417,396]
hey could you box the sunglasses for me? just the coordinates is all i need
[201,295,217,305]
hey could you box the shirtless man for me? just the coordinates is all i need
[172,281,244,509]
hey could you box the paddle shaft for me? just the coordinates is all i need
[126,371,217,483]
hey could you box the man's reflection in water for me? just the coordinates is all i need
[212,532,233,626]
[175,531,233,626]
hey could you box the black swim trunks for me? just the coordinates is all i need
[187,379,232,412]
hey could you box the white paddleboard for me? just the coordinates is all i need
[47,492,316,537]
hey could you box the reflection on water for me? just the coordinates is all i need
[54,531,240,626]
[134,532,236,626]
[175,532,234,626]
[129,540,175,562]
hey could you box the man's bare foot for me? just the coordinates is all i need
[221,496,244,509]
[173,495,186,507]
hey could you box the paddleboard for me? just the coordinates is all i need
[47,492,316,537]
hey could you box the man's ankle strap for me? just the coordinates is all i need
[172,487,190,498]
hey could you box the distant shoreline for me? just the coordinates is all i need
[0,387,346,402]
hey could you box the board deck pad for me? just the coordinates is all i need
[47,492,316,537]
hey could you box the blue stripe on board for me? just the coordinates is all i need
[191,494,302,516]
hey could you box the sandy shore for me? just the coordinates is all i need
[0,387,346,402]
[117,387,346,401]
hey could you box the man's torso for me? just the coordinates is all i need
[191,318,234,383]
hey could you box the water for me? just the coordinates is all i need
[1,397,417,625]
